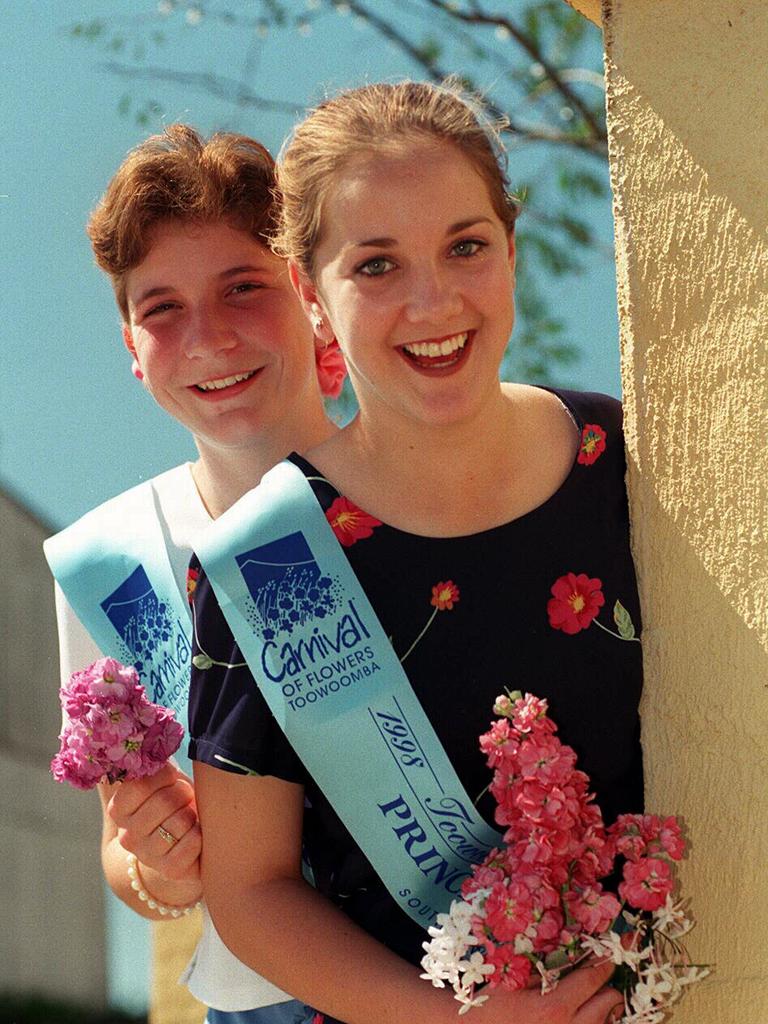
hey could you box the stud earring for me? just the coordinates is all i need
[310,305,325,332]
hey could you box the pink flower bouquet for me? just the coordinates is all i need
[420,693,708,1020]
[51,657,183,790]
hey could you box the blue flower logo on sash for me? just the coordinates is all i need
[235,531,341,639]
[101,564,191,702]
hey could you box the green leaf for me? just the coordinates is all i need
[557,214,593,246]
[523,233,582,276]
[545,948,572,969]
[264,0,287,25]
[524,8,541,46]
[192,653,214,671]
[613,601,636,640]
[70,19,104,41]
[516,183,532,204]
[557,165,606,199]
[416,36,443,64]
[547,343,579,364]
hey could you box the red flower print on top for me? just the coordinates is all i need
[431,580,461,610]
[326,496,382,547]
[547,572,604,634]
[577,424,607,465]
[186,567,200,604]
[400,581,461,663]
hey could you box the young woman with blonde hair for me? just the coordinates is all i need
[189,81,641,1024]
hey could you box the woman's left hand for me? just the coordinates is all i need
[107,761,202,884]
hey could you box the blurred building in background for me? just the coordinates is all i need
[0,487,106,1008]
[1,485,203,1021]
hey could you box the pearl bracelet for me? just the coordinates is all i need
[126,852,203,918]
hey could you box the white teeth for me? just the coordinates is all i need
[403,332,468,358]
[197,370,256,391]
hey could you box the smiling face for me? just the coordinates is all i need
[123,219,319,451]
[299,141,516,432]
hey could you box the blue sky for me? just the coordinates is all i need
[2,1,619,533]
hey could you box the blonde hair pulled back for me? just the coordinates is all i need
[273,79,521,276]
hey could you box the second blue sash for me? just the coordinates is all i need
[44,478,194,773]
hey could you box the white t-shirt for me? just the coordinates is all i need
[53,463,292,1012]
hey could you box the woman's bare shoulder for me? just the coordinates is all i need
[501,382,579,442]
[500,382,580,488]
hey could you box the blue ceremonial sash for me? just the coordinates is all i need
[44,479,194,774]
[195,461,503,929]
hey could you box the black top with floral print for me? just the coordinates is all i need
[188,388,643,966]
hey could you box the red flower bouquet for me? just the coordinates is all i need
[420,693,708,1019]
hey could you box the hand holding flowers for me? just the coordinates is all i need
[106,761,202,884]
[420,693,709,1021]
[52,658,202,910]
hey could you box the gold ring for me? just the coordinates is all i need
[157,825,177,846]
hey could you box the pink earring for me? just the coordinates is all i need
[131,359,144,382]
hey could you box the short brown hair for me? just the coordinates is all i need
[273,79,521,275]
[88,124,278,319]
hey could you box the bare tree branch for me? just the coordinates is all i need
[342,0,606,154]
[100,61,604,155]
[98,60,304,115]
[424,0,606,143]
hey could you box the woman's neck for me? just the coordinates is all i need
[192,410,337,520]
[304,383,579,537]
[306,385,527,536]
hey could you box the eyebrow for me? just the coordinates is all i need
[354,218,494,249]
[133,265,271,306]
[133,285,174,306]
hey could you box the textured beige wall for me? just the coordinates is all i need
[602,1,768,1021]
